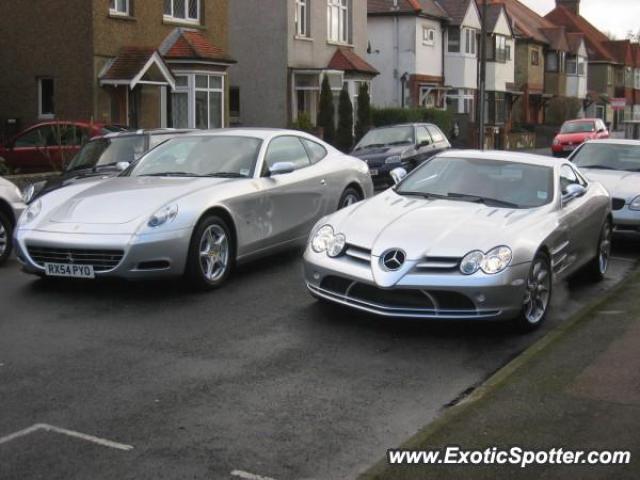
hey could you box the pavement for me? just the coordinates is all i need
[361,260,640,480]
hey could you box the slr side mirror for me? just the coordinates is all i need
[390,167,408,185]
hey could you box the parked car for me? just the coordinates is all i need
[304,150,612,331]
[551,118,609,157]
[0,177,26,265]
[0,121,126,174]
[351,123,450,188]
[22,129,194,203]
[569,139,640,234]
[14,129,373,289]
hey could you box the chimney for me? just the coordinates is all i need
[557,0,580,15]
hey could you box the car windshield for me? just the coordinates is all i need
[396,157,554,209]
[130,136,262,178]
[355,126,415,149]
[560,121,595,134]
[66,136,146,171]
[571,143,640,172]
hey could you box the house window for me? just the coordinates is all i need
[109,0,130,15]
[545,51,558,72]
[230,87,240,119]
[38,77,55,119]
[327,0,349,44]
[447,28,460,53]
[296,0,310,37]
[464,29,476,55]
[164,0,200,23]
[490,35,508,63]
[485,92,506,125]
[170,73,225,129]
[423,27,435,46]
[531,49,539,65]
[446,89,474,118]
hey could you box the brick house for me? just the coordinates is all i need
[228,0,377,128]
[0,0,234,136]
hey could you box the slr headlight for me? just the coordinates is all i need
[460,250,484,275]
[310,225,346,257]
[480,246,512,274]
[148,204,178,228]
[630,195,640,211]
[22,184,36,203]
[460,246,512,275]
[18,199,42,226]
[385,155,402,164]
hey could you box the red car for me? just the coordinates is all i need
[0,121,125,173]
[551,118,609,157]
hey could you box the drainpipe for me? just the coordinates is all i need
[393,0,400,106]
[478,0,488,149]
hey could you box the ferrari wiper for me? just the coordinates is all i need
[357,143,386,149]
[204,172,247,178]
[139,172,193,177]
[445,192,519,208]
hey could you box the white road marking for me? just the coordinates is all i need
[610,256,637,263]
[231,470,278,480]
[0,423,133,451]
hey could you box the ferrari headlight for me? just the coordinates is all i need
[460,250,484,275]
[630,195,640,211]
[385,155,402,164]
[310,225,346,257]
[460,246,512,275]
[148,203,178,228]
[18,199,42,226]
[480,246,513,274]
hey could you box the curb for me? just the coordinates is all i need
[358,264,640,480]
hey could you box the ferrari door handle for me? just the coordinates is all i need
[320,179,326,185]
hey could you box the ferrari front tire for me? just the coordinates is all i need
[185,215,234,291]
[338,187,362,210]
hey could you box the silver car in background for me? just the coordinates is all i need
[304,151,611,330]
[569,139,640,234]
[0,177,26,265]
[14,129,373,289]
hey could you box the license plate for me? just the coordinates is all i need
[563,145,575,151]
[369,169,378,176]
[44,263,95,279]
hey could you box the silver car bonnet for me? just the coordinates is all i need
[35,176,233,233]
[580,169,640,201]
[330,190,546,260]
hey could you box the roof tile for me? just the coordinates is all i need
[327,48,379,75]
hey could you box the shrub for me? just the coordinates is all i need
[335,87,354,152]
[371,107,453,135]
[355,83,372,143]
[545,97,583,125]
[289,112,315,134]
[317,76,335,145]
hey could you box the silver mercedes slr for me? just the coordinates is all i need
[303,151,612,330]
[14,129,373,289]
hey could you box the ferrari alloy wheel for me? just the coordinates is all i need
[0,211,13,266]
[186,215,234,290]
[514,252,552,331]
[586,219,612,281]
[338,187,362,210]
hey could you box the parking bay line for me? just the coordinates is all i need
[0,423,133,451]
[231,470,278,480]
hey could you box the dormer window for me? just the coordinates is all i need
[164,0,200,24]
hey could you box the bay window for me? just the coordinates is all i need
[328,0,349,44]
[566,55,578,75]
[447,28,460,53]
[164,0,200,23]
[170,73,225,129]
[489,35,508,63]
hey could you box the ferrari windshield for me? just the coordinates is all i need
[67,136,145,171]
[130,136,262,178]
[560,121,595,134]
[571,143,640,172]
[396,157,555,209]
[355,126,415,149]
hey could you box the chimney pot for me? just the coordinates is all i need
[557,0,580,15]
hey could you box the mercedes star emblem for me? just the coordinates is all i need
[381,249,406,271]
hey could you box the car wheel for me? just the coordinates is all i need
[513,251,552,332]
[185,215,234,291]
[0,210,13,266]
[338,187,362,210]
[585,219,612,282]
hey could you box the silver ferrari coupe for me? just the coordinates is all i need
[14,129,373,289]
[303,150,612,330]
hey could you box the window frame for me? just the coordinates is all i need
[422,27,436,46]
[531,48,539,66]
[447,27,461,53]
[170,72,225,129]
[327,0,350,45]
[295,0,310,38]
[164,0,200,24]
[109,0,130,16]
[38,77,55,120]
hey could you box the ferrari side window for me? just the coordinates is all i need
[265,136,311,171]
[560,164,579,193]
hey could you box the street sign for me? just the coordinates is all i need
[610,98,627,110]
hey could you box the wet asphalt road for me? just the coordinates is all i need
[0,232,638,480]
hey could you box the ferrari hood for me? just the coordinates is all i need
[580,168,640,201]
[332,191,542,259]
[44,176,230,226]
